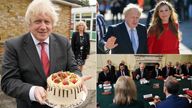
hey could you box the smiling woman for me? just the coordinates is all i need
[147,1,180,54]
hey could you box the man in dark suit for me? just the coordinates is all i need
[98,66,113,84]
[135,63,148,80]
[156,76,190,108]
[151,63,163,78]
[103,4,148,54]
[182,62,192,76]
[162,62,175,78]
[1,0,91,108]
[116,63,130,79]
[106,59,116,82]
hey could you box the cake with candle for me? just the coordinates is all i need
[46,71,85,107]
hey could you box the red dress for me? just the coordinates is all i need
[147,23,179,54]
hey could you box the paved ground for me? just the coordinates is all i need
[0,42,97,108]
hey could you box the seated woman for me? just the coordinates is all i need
[109,76,145,108]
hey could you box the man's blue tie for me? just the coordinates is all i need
[130,29,137,54]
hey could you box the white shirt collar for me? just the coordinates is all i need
[124,22,136,31]
[30,32,49,46]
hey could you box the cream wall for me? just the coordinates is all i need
[97,55,192,72]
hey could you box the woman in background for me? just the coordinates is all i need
[147,1,180,54]
[109,76,145,108]
[71,21,90,71]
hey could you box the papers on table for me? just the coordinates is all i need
[140,79,149,84]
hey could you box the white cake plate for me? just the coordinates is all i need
[45,85,88,108]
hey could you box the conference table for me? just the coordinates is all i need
[97,78,192,108]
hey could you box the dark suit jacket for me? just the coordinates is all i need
[116,70,130,79]
[162,67,175,78]
[98,71,113,84]
[71,32,90,60]
[151,68,163,78]
[1,33,81,108]
[108,100,145,108]
[182,66,192,76]
[156,95,190,108]
[135,68,148,79]
[104,22,148,54]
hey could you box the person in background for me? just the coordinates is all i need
[119,60,129,73]
[135,63,148,80]
[109,76,145,108]
[116,63,130,79]
[147,1,180,54]
[98,66,113,84]
[151,63,163,79]
[162,62,175,78]
[106,59,117,82]
[156,76,190,108]
[1,0,91,107]
[71,21,90,71]
[97,1,107,54]
[182,62,192,76]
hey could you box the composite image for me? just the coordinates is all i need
[0,0,192,108]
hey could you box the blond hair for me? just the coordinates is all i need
[75,21,87,32]
[113,76,137,105]
[25,0,58,26]
[123,3,142,17]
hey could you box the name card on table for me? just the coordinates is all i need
[143,94,153,99]
[149,101,155,106]
[183,88,189,91]
[103,84,111,87]
[176,79,181,81]
[103,86,112,90]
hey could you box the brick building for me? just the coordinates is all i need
[0,0,81,60]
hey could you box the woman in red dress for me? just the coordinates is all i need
[147,1,180,54]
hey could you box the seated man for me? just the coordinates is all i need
[98,66,114,84]
[116,63,130,79]
[135,63,148,80]
[151,63,163,79]
[156,76,190,108]
[162,62,175,78]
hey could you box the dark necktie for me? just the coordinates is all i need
[39,42,50,76]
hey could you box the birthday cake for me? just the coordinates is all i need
[46,71,85,107]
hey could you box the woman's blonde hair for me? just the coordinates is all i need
[113,76,137,105]
[75,21,87,32]
[148,1,179,39]
[25,0,58,26]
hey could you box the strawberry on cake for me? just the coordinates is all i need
[46,71,85,107]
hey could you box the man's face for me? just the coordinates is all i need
[29,13,53,42]
[125,9,140,28]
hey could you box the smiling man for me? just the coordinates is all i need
[1,0,82,108]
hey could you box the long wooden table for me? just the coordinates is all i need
[97,79,192,108]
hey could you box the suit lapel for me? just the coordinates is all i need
[49,35,57,75]
[23,33,46,81]
[121,22,134,53]
[136,25,142,53]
